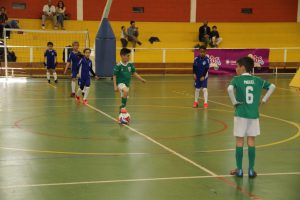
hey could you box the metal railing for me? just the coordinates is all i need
[1,45,299,76]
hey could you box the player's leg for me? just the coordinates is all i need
[70,69,77,97]
[118,83,129,109]
[231,117,247,177]
[82,79,90,105]
[46,68,50,83]
[246,119,260,178]
[202,79,208,108]
[193,81,201,108]
[52,69,58,83]
[247,136,256,177]
[75,79,84,102]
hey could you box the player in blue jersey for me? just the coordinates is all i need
[44,42,57,83]
[75,48,98,105]
[193,45,210,108]
[64,41,82,97]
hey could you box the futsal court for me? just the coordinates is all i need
[0,74,299,200]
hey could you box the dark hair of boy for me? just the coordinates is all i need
[212,26,217,29]
[121,26,125,30]
[130,21,135,25]
[72,41,79,46]
[120,48,131,56]
[83,48,91,53]
[47,42,54,46]
[199,45,206,51]
[237,57,254,73]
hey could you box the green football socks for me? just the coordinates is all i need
[236,147,243,170]
[248,146,256,170]
[121,97,127,108]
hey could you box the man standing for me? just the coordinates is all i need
[42,0,57,30]
[127,21,142,48]
[199,21,211,47]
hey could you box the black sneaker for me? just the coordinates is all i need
[54,80,58,83]
[48,80,50,84]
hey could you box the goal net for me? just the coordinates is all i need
[1,28,89,77]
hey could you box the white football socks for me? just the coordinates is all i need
[203,88,208,104]
[53,72,57,81]
[83,87,90,100]
[194,88,200,102]
[71,81,76,93]
[46,72,50,80]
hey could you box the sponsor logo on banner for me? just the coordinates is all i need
[248,54,264,68]
[207,54,221,70]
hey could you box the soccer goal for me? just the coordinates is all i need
[1,28,89,78]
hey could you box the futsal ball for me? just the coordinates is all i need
[118,108,131,124]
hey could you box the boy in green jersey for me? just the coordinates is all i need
[227,57,276,178]
[113,48,146,110]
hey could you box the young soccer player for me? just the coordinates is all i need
[44,41,57,83]
[193,45,210,108]
[64,41,82,97]
[113,48,146,110]
[227,57,276,178]
[75,48,98,105]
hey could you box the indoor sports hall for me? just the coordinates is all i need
[0,1,300,200]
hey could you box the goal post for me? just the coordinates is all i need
[2,28,89,78]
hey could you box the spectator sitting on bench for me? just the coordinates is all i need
[56,1,66,30]
[42,0,57,30]
[210,26,222,48]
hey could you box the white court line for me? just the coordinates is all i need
[1,172,299,189]
[86,104,218,177]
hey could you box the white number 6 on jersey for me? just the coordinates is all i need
[246,86,254,104]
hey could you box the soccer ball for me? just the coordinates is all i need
[118,108,131,124]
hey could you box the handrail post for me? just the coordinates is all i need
[283,49,287,63]
[162,49,166,63]
[64,47,68,63]
[30,47,33,63]
[3,28,8,78]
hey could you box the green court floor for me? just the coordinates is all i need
[0,75,299,200]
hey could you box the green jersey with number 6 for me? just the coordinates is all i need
[113,62,136,87]
[229,73,271,119]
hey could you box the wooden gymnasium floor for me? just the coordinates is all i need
[0,74,299,200]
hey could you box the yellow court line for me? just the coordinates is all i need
[48,83,57,89]
[0,146,148,156]
[1,172,300,189]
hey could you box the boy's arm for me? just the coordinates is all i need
[227,85,239,105]
[54,55,57,67]
[133,72,146,83]
[64,53,72,74]
[89,64,99,79]
[113,75,118,91]
[64,62,70,74]
[262,84,276,103]
[193,59,197,80]
[200,59,210,81]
